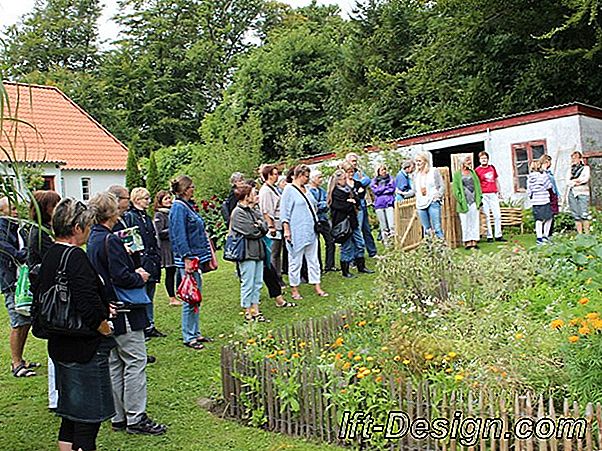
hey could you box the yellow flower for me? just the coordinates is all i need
[381,346,389,352]
[299,341,307,349]
[586,278,592,285]
[569,318,580,326]
[357,373,365,379]
[424,353,434,361]
[341,315,347,320]
[266,353,276,359]
[247,338,256,345]
[342,362,351,371]
[586,312,599,320]
[343,324,350,329]
[373,368,381,373]
[402,359,411,365]
[550,319,565,330]
[579,297,590,305]
[578,326,590,335]
[292,353,301,359]
[333,337,344,348]
[568,335,580,343]
[375,376,383,383]
[454,374,464,382]
[366,356,374,362]
[445,368,453,373]
[586,255,594,259]
[334,353,342,361]
[347,350,354,359]
[515,333,524,340]
[592,319,602,330]
[340,389,347,394]
[393,355,401,362]
[358,320,367,327]
[447,352,457,359]
[362,369,372,376]
[354,355,362,362]
[277,350,286,356]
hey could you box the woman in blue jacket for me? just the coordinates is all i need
[169,175,213,350]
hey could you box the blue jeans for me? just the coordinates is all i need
[144,283,156,327]
[178,269,202,343]
[340,225,366,262]
[238,260,264,308]
[358,205,377,257]
[417,201,444,238]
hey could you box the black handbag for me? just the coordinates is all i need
[33,247,96,338]
[332,218,353,244]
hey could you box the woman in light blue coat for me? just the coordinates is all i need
[281,165,329,300]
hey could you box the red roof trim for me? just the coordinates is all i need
[301,102,602,165]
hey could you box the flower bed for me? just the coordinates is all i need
[220,237,602,449]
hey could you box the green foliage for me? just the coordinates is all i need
[125,146,143,191]
[146,151,160,200]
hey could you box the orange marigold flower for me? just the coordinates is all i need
[592,319,602,330]
[357,373,365,379]
[333,337,344,348]
[578,326,590,335]
[569,318,580,326]
[366,356,374,362]
[343,324,350,329]
[424,353,434,361]
[515,333,524,340]
[578,297,590,305]
[299,341,307,349]
[358,320,367,327]
[568,335,580,343]
[586,312,599,320]
[354,355,362,361]
[550,319,565,330]
[277,350,286,355]
[347,350,354,359]
[375,376,383,383]
[335,353,342,360]
[342,362,351,371]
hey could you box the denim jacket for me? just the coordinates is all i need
[169,198,212,266]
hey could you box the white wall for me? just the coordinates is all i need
[0,162,62,199]
[62,170,126,200]
[579,115,602,152]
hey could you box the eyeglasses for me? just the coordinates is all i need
[118,196,130,201]
[142,197,151,200]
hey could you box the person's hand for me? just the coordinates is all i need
[284,229,292,242]
[346,198,356,204]
[123,242,134,255]
[108,303,118,318]
[184,258,196,274]
[135,267,150,282]
[269,227,277,237]
[358,187,365,194]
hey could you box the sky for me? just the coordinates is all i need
[0,0,357,45]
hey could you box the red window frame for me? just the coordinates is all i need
[511,140,547,192]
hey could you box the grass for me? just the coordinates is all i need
[0,254,376,451]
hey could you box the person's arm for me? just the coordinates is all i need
[356,171,371,187]
[259,188,277,232]
[69,249,109,332]
[575,166,591,186]
[371,178,385,196]
[231,209,265,239]
[107,235,145,289]
[494,166,502,198]
[434,170,445,199]
[280,188,293,242]
[169,204,192,259]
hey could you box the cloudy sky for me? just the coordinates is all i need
[0,0,357,44]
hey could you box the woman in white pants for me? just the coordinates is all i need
[452,156,482,249]
[281,165,329,300]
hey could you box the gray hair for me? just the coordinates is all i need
[230,172,244,185]
[402,160,414,170]
[52,198,94,238]
[106,184,128,199]
[87,192,119,224]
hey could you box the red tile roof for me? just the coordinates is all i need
[1,82,128,170]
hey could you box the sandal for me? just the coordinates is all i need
[244,313,254,323]
[276,301,297,308]
[12,363,36,378]
[183,341,205,350]
[253,314,270,323]
[316,291,329,297]
[195,336,214,343]
[291,293,303,301]
[22,360,41,369]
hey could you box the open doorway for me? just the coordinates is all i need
[431,141,485,169]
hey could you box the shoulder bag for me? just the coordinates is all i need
[33,246,97,338]
[104,235,151,306]
[292,184,323,234]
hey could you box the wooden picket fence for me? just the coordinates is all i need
[220,311,602,450]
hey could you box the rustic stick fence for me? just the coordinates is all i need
[221,311,602,450]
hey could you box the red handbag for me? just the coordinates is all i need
[177,261,202,313]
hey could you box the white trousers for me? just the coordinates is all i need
[48,357,58,409]
[481,193,502,238]
[459,203,480,243]
[286,238,321,287]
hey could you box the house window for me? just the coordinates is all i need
[42,175,55,191]
[511,140,547,191]
[81,177,91,201]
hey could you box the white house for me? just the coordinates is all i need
[303,103,602,207]
[0,82,127,200]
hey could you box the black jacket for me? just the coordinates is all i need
[86,224,149,335]
[330,186,359,230]
[123,206,161,282]
[27,223,54,268]
[32,243,110,363]
[0,217,26,293]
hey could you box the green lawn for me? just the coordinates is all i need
[0,254,376,450]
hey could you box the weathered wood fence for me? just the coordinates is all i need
[221,311,602,450]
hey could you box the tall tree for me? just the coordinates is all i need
[125,145,143,190]
[146,151,160,199]
[1,0,101,76]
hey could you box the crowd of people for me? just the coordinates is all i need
[0,149,593,450]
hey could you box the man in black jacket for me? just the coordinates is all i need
[0,197,37,377]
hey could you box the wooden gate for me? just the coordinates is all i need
[394,167,461,249]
